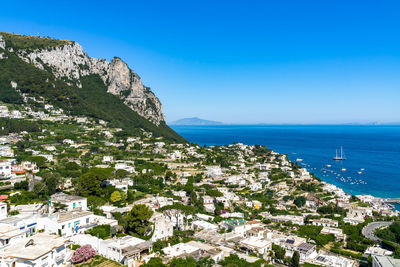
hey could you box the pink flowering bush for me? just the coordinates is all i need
[71,244,96,264]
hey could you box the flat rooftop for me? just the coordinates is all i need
[51,192,85,203]
[0,234,65,260]
[55,210,92,223]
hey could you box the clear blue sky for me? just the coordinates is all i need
[2,0,400,124]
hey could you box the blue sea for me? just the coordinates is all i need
[171,125,400,199]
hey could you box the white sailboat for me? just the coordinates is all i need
[333,146,346,160]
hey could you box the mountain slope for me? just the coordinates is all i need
[0,32,185,142]
[170,117,223,125]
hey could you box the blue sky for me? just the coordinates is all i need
[1,0,400,124]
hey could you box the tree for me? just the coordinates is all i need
[219,254,262,267]
[85,224,112,239]
[55,134,65,143]
[115,169,129,179]
[27,156,47,168]
[65,161,80,170]
[110,191,122,203]
[124,204,154,237]
[42,172,61,195]
[272,244,286,261]
[127,189,135,203]
[294,196,306,208]
[76,168,112,197]
[14,180,29,190]
[77,172,101,197]
[291,251,300,267]
[33,173,61,197]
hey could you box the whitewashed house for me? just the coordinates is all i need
[38,210,94,237]
[50,192,88,211]
[0,234,66,267]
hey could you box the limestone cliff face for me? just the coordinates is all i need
[7,39,165,125]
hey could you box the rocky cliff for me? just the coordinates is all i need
[2,34,164,125]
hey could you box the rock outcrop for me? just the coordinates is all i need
[4,37,164,125]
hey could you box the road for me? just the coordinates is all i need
[362,221,393,242]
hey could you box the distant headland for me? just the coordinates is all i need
[169,117,223,126]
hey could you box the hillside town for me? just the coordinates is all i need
[0,101,399,267]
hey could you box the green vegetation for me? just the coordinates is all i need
[376,222,400,244]
[0,46,185,142]
[330,247,363,260]
[122,204,154,238]
[317,204,347,216]
[294,196,306,207]
[1,32,70,50]
[343,223,374,252]
[292,251,300,267]
[220,254,263,267]
[0,118,40,135]
[376,222,400,257]
[86,225,115,240]
[142,256,215,267]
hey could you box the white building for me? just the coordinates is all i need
[249,182,263,191]
[0,213,38,237]
[192,220,218,231]
[240,237,272,255]
[311,218,339,228]
[0,160,12,179]
[0,234,66,267]
[39,210,94,237]
[321,227,345,241]
[0,223,25,249]
[372,255,400,267]
[103,156,114,163]
[70,234,152,265]
[106,179,133,192]
[115,162,135,173]
[149,212,173,242]
[206,166,223,177]
[0,146,13,157]
[162,242,199,258]
[50,192,87,211]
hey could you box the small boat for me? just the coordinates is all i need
[358,171,362,175]
[333,146,346,160]
[296,158,303,162]
[326,164,331,167]
[341,168,346,172]
[360,168,365,171]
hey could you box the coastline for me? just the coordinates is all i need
[171,124,400,203]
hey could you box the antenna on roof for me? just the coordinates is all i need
[25,239,34,247]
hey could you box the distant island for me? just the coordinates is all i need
[169,117,223,125]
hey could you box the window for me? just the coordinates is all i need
[78,202,81,206]
[68,223,71,228]
[73,203,76,208]
[86,218,89,224]
[62,225,65,229]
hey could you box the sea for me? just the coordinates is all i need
[171,125,400,200]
